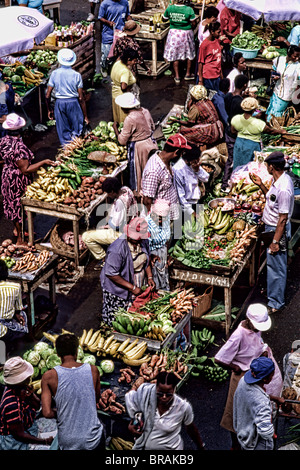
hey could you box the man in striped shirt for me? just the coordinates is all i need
[0,260,28,344]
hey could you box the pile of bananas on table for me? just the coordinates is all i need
[251,24,274,46]
[24,166,74,203]
[0,62,44,97]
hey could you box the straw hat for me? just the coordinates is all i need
[123,20,141,36]
[115,92,140,109]
[3,357,34,385]
[123,217,150,240]
[190,85,208,101]
[2,113,26,130]
[241,97,259,112]
[57,48,77,67]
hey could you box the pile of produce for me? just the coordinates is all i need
[261,46,280,59]
[24,166,73,203]
[0,62,45,96]
[231,30,265,50]
[21,341,61,383]
[201,303,239,322]
[61,176,105,209]
[25,49,57,72]
[97,389,126,414]
[251,24,274,45]
[190,327,229,382]
[11,250,51,273]
[138,349,190,382]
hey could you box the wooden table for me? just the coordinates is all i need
[169,241,257,338]
[8,254,58,335]
[22,198,85,267]
[135,25,170,78]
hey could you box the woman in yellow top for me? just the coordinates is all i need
[231,97,286,170]
[110,47,139,124]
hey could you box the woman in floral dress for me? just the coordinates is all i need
[162,0,197,85]
[0,113,56,245]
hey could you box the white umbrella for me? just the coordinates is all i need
[0,6,54,57]
[223,0,300,22]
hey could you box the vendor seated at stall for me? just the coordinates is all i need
[0,260,28,351]
[82,177,138,270]
[178,84,224,148]
[100,217,155,326]
[145,199,171,291]
[173,143,210,219]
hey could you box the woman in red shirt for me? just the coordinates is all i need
[220,7,241,69]
[198,21,223,92]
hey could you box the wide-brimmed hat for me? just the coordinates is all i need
[241,97,259,112]
[3,356,34,385]
[190,85,208,101]
[2,113,26,130]
[115,92,140,109]
[123,20,141,36]
[244,356,275,384]
[151,199,170,217]
[57,48,77,66]
[124,217,150,240]
[246,303,272,331]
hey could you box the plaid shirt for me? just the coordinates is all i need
[141,152,179,220]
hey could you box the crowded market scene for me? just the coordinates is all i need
[1,0,300,457]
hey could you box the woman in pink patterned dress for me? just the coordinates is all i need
[0,114,56,245]
[162,0,197,85]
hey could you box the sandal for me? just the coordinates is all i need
[174,78,181,85]
[184,74,195,81]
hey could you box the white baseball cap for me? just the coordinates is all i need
[246,303,272,331]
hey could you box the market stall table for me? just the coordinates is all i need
[169,240,257,338]
[134,23,170,78]
[8,253,58,336]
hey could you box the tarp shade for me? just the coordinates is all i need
[223,0,300,22]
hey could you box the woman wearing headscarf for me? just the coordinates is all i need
[231,97,287,170]
[113,92,158,196]
[0,113,56,245]
[100,217,155,325]
[0,356,55,450]
[110,47,139,124]
[214,303,283,450]
[162,0,197,84]
[178,84,224,147]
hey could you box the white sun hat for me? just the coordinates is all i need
[115,92,140,109]
[57,48,76,67]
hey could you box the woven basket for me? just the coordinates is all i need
[282,133,300,144]
[192,286,213,319]
[270,106,298,128]
[50,222,85,256]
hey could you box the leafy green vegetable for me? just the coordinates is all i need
[46,354,62,369]
[82,354,96,365]
[231,31,265,50]
[100,359,114,373]
[27,350,41,366]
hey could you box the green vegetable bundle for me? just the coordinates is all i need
[231,31,265,50]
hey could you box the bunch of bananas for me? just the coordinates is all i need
[251,24,274,46]
[145,323,167,342]
[191,328,215,351]
[112,310,151,336]
[22,68,44,86]
[182,218,204,250]
[204,206,234,236]
[25,166,74,203]
[79,328,151,366]
[109,437,134,450]
[203,359,229,383]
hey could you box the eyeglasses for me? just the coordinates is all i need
[156,392,174,398]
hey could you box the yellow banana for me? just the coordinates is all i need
[116,338,131,353]
[87,330,102,348]
[123,338,139,354]
[122,355,151,366]
[83,328,94,347]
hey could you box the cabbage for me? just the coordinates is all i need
[40,348,54,361]
[0,371,5,385]
[77,345,84,361]
[40,367,48,375]
[23,350,30,361]
[27,350,41,366]
[32,366,40,378]
[100,359,114,373]
[38,359,46,370]
[82,354,96,365]
[34,342,50,353]
[46,354,61,369]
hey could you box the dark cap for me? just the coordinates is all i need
[244,356,275,384]
[264,151,285,165]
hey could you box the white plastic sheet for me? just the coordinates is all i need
[0,6,54,57]
[223,0,300,23]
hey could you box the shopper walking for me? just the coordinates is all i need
[214,303,283,450]
[197,21,223,91]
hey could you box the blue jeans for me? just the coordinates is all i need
[54,98,84,146]
[203,77,220,92]
[100,43,112,71]
[265,223,291,310]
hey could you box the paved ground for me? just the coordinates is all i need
[1,1,300,453]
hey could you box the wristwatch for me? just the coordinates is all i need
[272,239,279,244]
